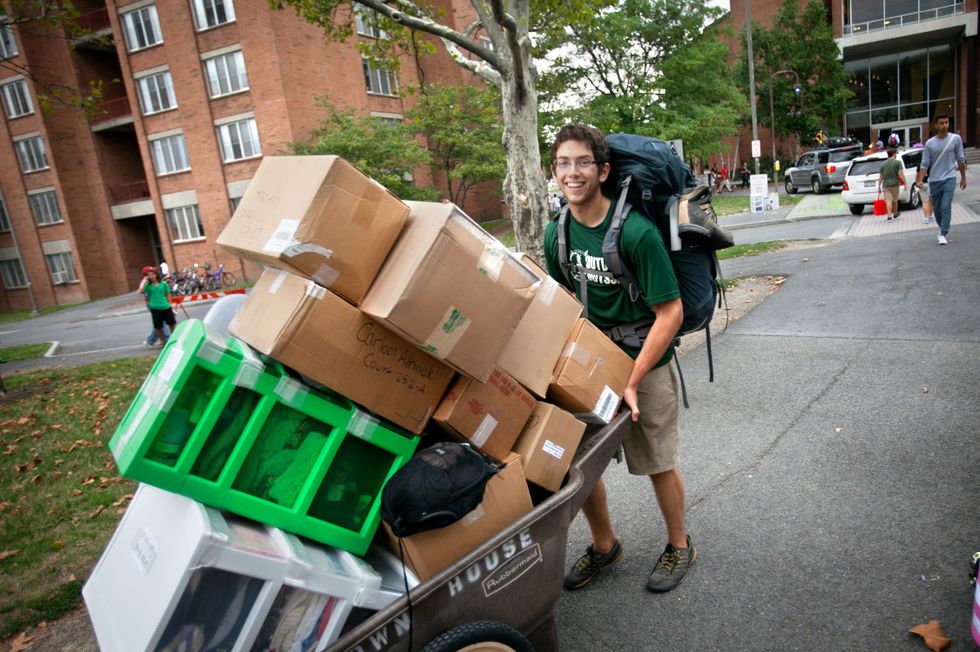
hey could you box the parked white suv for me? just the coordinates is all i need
[841,149,922,215]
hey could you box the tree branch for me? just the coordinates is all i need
[488,0,527,105]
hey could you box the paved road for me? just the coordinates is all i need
[555,213,980,649]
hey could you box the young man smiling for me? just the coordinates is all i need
[543,124,696,593]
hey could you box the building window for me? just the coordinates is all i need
[14,135,47,172]
[363,59,398,96]
[150,133,190,175]
[167,204,204,241]
[0,259,28,289]
[29,190,63,226]
[121,5,162,51]
[204,50,248,98]
[191,0,236,30]
[216,118,261,162]
[46,252,77,284]
[0,21,17,58]
[229,195,242,213]
[354,6,387,38]
[1,78,32,118]
[0,195,10,232]
[136,70,176,114]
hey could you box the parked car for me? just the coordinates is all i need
[840,149,922,215]
[784,145,864,194]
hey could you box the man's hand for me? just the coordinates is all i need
[961,177,967,190]
[623,384,640,422]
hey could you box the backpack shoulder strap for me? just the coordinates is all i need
[556,206,574,289]
[603,175,647,305]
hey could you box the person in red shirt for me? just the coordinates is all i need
[720,164,733,192]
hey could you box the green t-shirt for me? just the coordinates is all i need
[143,281,171,310]
[544,203,680,366]
[880,157,904,188]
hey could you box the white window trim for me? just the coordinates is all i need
[136,70,176,115]
[13,133,48,173]
[362,58,398,97]
[213,111,254,127]
[0,76,33,119]
[166,204,205,242]
[46,251,79,284]
[190,0,237,33]
[149,132,190,176]
[203,49,249,99]
[132,64,170,79]
[200,43,241,59]
[28,188,63,226]
[120,4,162,53]
[0,258,29,289]
[216,118,261,163]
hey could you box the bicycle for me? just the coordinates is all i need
[200,262,237,291]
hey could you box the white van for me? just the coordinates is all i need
[841,149,922,215]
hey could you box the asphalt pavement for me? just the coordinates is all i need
[555,202,980,649]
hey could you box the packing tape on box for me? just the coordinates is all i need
[561,342,592,370]
[304,282,327,300]
[423,306,470,360]
[113,397,154,454]
[470,414,498,447]
[267,271,288,294]
[349,409,381,440]
[156,346,186,383]
[274,376,307,404]
[233,363,263,389]
[282,243,338,289]
[462,503,485,526]
[144,374,178,412]
[311,264,339,289]
[536,278,558,306]
[263,219,300,254]
[478,243,509,282]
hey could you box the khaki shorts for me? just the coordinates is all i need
[623,363,679,476]
[882,185,901,206]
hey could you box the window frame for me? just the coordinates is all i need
[136,70,176,115]
[354,6,387,39]
[216,118,261,163]
[0,194,11,232]
[29,189,63,226]
[362,58,398,97]
[14,135,48,173]
[1,77,33,119]
[203,49,249,98]
[166,204,205,242]
[46,251,78,284]
[190,0,236,31]
[0,258,28,289]
[149,132,190,176]
[121,4,163,52]
[0,20,17,58]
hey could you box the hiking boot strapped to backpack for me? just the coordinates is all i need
[556,133,735,407]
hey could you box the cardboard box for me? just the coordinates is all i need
[512,403,587,492]
[229,269,453,433]
[359,201,539,383]
[216,156,408,305]
[383,453,532,581]
[497,254,582,398]
[433,368,537,460]
[548,318,634,424]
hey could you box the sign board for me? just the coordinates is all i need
[749,174,769,213]
[751,139,761,158]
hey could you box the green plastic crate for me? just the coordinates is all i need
[109,319,420,555]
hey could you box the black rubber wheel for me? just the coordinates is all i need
[221,271,237,287]
[811,177,824,194]
[906,187,921,209]
[421,621,535,652]
[784,178,796,194]
[848,203,864,215]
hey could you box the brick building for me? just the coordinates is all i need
[721,0,977,169]
[0,0,493,311]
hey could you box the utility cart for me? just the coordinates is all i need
[327,411,631,652]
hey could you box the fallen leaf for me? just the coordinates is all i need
[70,488,82,497]
[16,417,29,425]
[112,494,133,507]
[8,631,34,652]
[922,386,929,394]
[802,257,810,262]
[0,549,19,560]
[87,505,105,519]
[835,427,843,433]
[909,620,951,652]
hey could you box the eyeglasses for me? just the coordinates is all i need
[554,158,597,171]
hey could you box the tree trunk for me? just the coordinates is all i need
[498,74,548,265]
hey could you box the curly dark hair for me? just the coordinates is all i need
[550,124,610,167]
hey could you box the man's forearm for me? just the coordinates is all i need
[626,298,683,391]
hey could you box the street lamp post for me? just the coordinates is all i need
[769,69,801,193]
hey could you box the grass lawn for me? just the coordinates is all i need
[712,193,804,216]
[717,241,787,260]
[0,303,86,326]
[0,357,152,639]
[0,343,51,362]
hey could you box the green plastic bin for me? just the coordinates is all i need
[109,319,419,555]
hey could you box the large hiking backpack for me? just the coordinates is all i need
[556,133,735,406]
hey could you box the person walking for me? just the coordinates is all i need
[740,162,750,189]
[138,266,171,346]
[720,164,733,193]
[915,114,967,245]
[878,149,905,222]
[543,124,695,594]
